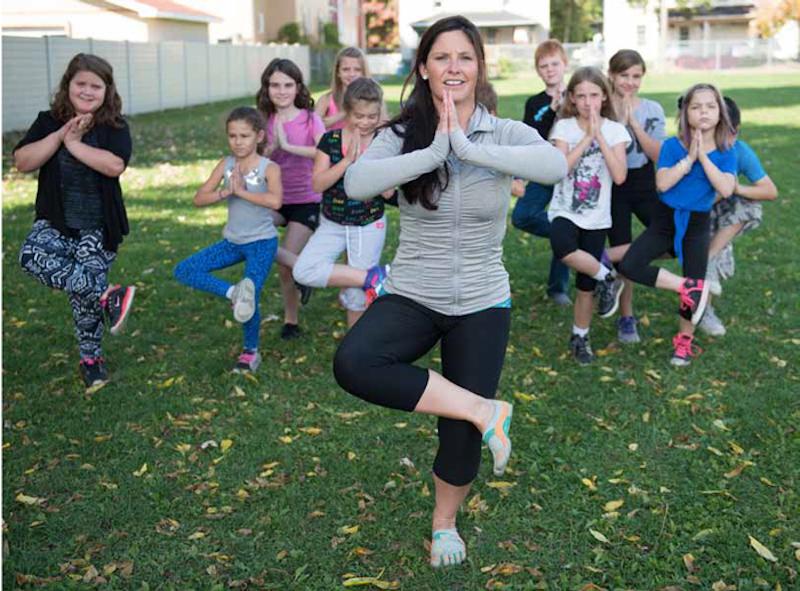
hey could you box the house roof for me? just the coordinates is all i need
[104,0,221,23]
[410,11,541,31]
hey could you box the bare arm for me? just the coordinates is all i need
[312,149,352,193]
[557,135,593,174]
[656,159,691,193]
[194,158,230,207]
[629,117,662,162]
[735,175,778,201]
[64,140,126,177]
[234,162,282,209]
[14,118,74,172]
[596,135,628,185]
[699,150,736,198]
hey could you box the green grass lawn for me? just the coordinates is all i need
[3,71,799,590]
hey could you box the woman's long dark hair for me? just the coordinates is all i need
[387,15,487,209]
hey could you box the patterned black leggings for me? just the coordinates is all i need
[19,220,116,359]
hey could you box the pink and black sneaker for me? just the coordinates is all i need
[79,356,108,388]
[671,332,702,367]
[363,264,390,306]
[233,349,261,374]
[678,278,709,325]
[102,285,136,335]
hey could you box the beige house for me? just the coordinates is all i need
[1,0,219,43]
[255,0,362,45]
[404,0,550,56]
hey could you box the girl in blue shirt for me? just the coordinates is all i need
[619,83,737,366]
[699,96,778,336]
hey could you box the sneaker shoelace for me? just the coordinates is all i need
[672,334,702,359]
[678,280,702,311]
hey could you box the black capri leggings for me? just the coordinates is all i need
[549,216,607,292]
[609,162,659,247]
[619,200,710,287]
[333,294,511,486]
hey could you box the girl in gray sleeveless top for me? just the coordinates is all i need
[174,107,282,374]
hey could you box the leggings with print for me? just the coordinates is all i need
[174,238,277,350]
[19,219,116,359]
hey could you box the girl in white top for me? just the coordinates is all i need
[548,67,630,365]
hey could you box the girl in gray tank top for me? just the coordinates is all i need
[174,107,282,374]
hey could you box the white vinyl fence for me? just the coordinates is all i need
[2,36,311,132]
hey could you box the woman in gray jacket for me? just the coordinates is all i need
[334,15,567,568]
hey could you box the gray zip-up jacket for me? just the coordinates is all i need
[345,104,567,316]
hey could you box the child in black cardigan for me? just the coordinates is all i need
[13,53,135,390]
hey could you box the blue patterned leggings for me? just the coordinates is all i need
[174,238,277,350]
[19,219,116,359]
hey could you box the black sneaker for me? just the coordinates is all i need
[79,357,109,389]
[295,281,314,306]
[595,275,623,319]
[102,284,135,335]
[569,333,594,365]
[280,323,301,340]
[678,278,709,324]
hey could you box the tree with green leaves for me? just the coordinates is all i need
[551,0,603,42]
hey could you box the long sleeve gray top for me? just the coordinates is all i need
[345,104,567,316]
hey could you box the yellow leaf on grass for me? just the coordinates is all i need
[220,439,233,453]
[133,463,148,477]
[339,524,360,535]
[236,488,250,500]
[93,434,112,442]
[707,446,725,457]
[299,427,322,436]
[712,419,731,432]
[589,529,609,543]
[581,477,598,491]
[760,477,776,487]
[487,481,516,490]
[513,391,536,403]
[393,422,407,429]
[480,564,496,573]
[603,499,624,512]
[728,441,744,455]
[15,493,44,506]
[342,576,399,589]
[683,552,697,572]
[748,534,777,562]
[711,581,736,591]
[351,546,373,557]
[724,461,754,479]
[278,436,293,444]
[174,443,192,454]
[188,531,205,540]
[231,385,246,397]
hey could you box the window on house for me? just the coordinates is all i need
[487,28,496,44]
[637,25,646,46]
[679,26,690,41]
[259,13,265,34]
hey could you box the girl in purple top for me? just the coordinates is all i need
[257,58,325,339]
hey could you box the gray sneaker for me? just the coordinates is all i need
[569,333,594,365]
[706,255,722,296]
[548,291,572,306]
[698,305,726,337]
[617,316,641,344]
[596,275,623,318]
[230,278,256,323]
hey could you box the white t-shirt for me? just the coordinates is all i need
[548,117,631,230]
